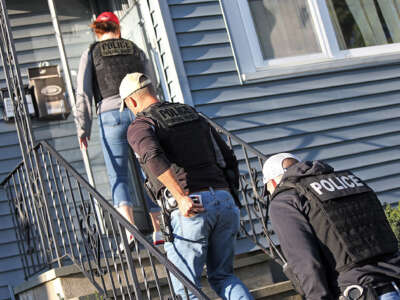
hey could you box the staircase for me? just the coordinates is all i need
[1,127,300,300]
[1,130,300,300]
[0,0,300,299]
[13,249,298,300]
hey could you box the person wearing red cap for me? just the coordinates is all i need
[74,11,163,246]
[94,11,120,25]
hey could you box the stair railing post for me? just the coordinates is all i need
[47,0,105,234]
[0,0,62,267]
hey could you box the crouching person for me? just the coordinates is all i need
[120,72,253,300]
[263,153,400,300]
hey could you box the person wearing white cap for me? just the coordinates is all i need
[263,153,400,300]
[73,11,163,246]
[262,153,301,197]
[121,72,253,300]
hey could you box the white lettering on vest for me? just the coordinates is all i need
[328,178,344,190]
[310,182,323,195]
[309,174,364,195]
[320,179,335,192]
[340,176,355,188]
[349,175,364,187]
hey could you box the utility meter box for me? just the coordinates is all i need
[28,65,70,120]
[1,86,36,122]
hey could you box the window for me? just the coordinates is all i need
[220,0,400,81]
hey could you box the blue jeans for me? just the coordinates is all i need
[379,292,400,300]
[164,189,253,300]
[98,108,159,211]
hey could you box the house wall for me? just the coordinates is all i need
[163,0,400,205]
[143,0,193,105]
[0,2,159,298]
[0,1,101,299]
[0,1,163,298]
[1,0,399,298]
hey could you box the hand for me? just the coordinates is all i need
[80,136,90,150]
[177,195,204,217]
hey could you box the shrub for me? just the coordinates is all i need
[385,202,400,246]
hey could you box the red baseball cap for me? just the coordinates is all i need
[95,12,120,25]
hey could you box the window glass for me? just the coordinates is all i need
[248,0,321,60]
[327,0,400,50]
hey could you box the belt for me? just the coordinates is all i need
[192,187,230,193]
[374,282,399,296]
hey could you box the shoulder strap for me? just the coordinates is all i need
[272,180,303,199]
[135,116,156,129]
[89,42,102,104]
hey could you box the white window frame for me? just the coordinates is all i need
[220,0,400,83]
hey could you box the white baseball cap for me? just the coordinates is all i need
[119,72,152,112]
[262,153,301,185]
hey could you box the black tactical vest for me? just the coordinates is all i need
[274,170,398,272]
[90,38,145,103]
[137,102,218,199]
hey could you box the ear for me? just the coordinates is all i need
[127,96,137,108]
[271,179,277,188]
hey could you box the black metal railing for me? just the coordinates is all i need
[0,117,290,300]
[201,114,287,267]
[1,0,284,297]
[1,141,209,300]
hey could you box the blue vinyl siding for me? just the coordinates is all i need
[146,0,178,101]
[166,0,400,204]
[0,2,100,300]
[0,0,399,298]
[0,2,157,299]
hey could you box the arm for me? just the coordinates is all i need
[269,191,334,300]
[74,48,94,148]
[127,119,204,217]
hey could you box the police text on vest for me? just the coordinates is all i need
[309,175,364,195]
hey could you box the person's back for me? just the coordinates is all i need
[121,73,253,300]
[263,153,400,300]
[90,38,145,103]
[134,101,229,195]
[74,12,163,246]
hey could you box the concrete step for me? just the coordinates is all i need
[250,282,301,300]
[14,249,299,300]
